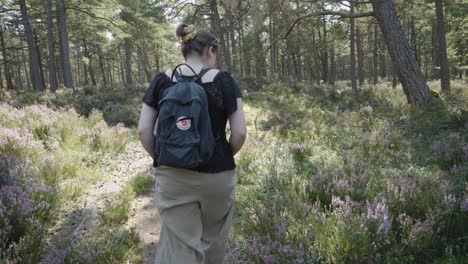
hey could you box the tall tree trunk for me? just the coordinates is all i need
[98,47,107,85]
[356,27,364,85]
[124,39,133,88]
[255,34,267,77]
[370,0,431,106]
[226,7,238,75]
[367,23,374,83]
[350,2,357,91]
[155,44,160,74]
[379,37,386,79]
[0,65,3,90]
[138,45,151,82]
[34,31,46,89]
[15,49,23,88]
[0,26,13,90]
[373,23,379,85]
[410,12,418,64]
[431,21,440,80]
[435,0,450,91]
[83,41,90,86]
[269,13,277,79]
[57,0,74,88]
[210,0,231,72]
[321,18,329,83]
[330,44,336,85]
[297,47,303,81]
[46,0,58,92]
[19,0,44,91]
[20,36,31,88]
[119,48,125,84]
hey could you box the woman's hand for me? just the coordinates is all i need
[228,98,247,156]
[138,103,158,160]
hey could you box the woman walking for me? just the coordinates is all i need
[137,23,246,264]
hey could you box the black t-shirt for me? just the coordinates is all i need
[142,70,243,173]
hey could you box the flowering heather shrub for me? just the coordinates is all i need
[0,156,55,263]
[5,84,144,127]
[0,102,132,262]
[234,80,468,263]
[0,127,45,162]
[43,226,141,264]
[291,143,309,163]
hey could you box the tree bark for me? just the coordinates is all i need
[0,64,3,90]
[379,36,386,79]
[370,0,431,106]
[124,38,133,88]
[350,2,357,91]
[98,47,107,85]
[0,26,13,90]
[34,31,46,89]
[46,0,58,92]
[210,0,231,72]
[367,23,374,83]
[15,48,23,88]
[19,0,44,91]
[435,0,450,91]
[330,44,336,85]
[226,7,238,75]
[431,21,440,79]
[255,33,267,77]
[57,0,74,88]
[321,18,329,83]
[373,23,379,84]
[356,26,365,85]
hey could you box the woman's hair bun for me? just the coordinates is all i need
[176,23,197,44]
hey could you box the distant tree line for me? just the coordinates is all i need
[0,0,466,106]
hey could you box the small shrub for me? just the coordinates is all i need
[130,175,155,196]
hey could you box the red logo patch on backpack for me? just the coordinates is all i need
[176,116,191,130]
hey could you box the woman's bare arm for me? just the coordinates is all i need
[138,103,158,160]
[228,98,247,156]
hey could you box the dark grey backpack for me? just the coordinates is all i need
[154,64,215,169]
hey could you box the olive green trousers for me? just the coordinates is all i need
[153,165,237,264]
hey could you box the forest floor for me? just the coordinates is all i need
[40,141,160,263]
[40,138,247,264]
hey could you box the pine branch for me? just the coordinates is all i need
[284,10,375,39]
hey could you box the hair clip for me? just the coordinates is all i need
[181,25,197,43]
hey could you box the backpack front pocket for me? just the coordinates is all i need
[158,141,200,168]
[159,114,199,143]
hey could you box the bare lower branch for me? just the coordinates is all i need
[284,10,375,39]
[66,6,125,32]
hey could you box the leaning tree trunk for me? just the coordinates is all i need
[46,0,58,92]
[57,0,74,88]
[435,0,450,91]
[19,0,44,91]
[370,0,431,106]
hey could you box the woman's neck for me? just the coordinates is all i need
[184,56,205,73]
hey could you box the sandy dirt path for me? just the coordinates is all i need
[40,141,160,263]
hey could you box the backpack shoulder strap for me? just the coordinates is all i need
[171,63,199,82]
[196,67,211,80]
